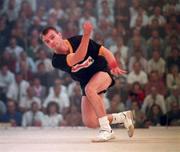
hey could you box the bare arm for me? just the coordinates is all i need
[99,46,126,76]
[67,22,93,66]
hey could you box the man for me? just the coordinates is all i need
[40,22,134,142]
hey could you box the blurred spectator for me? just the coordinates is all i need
[0,100,6,115]
[0,51,16,73]
[64,104,82,126]
[145,70,166,96]
[19,86,41,112]
[165,15,180,35]
[131,101,146,128]
[5,37,24,60]
[130,6,149,29]
[131,82,145,105]
[16,51,36,74]
[6,72,30,103]
[166,87,180,112]
[148,6,166,26]
[35,48,54,72]
[0,16,10,50]
[166,101,180,126]
[43,84,70,114]
[69,84,82,112]
[0,64,15,93]
[114,0,130,30]
[0,100,22,126]
[145,104,164,127]
[147,50,166,77]
[164,35,179,58]
[166,47,180,72]
[107,94,125,113]
[32,77,47,101]
[109,36,129,65]
[141,86,166,115]
[166,65,180,92]
[22,101,44,127]
[42,102,64,127]
[127,61,148,87]
[128,49,148,72]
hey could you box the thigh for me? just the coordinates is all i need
[86,71,112,93]
[81,96,99,128]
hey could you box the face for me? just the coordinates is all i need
[42,29,67,54]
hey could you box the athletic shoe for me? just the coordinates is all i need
[92,130,115,142]
[123,111,134,137]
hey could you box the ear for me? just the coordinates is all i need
[58,32,62,38]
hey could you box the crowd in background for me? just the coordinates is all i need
[0,0,180,128]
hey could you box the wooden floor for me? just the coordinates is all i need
[0,127,179,152]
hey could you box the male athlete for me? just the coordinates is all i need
[40,22,134,142]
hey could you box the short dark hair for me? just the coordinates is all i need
[40,26,58,40]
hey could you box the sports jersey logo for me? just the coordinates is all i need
[71,56,94,72]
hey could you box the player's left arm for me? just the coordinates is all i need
[99,46,127,76]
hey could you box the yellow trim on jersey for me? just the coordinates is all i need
[98,46,105,56]
[64,39,73,53]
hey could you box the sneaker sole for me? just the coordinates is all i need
[91,135,116,142]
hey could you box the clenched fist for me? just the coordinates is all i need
[83,21,93,36]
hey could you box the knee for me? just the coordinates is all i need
[82,117,99,128]
[85,85,95,97]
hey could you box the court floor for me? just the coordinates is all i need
[0,127,179,152]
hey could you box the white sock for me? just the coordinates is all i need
[98,116,112,132]
[111,112,126,124]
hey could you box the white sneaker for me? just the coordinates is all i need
[123,111,134,137]
[92,130,115,142]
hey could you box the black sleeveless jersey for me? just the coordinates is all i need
[52,36,111,87]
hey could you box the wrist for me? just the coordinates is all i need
[109,60,118,69]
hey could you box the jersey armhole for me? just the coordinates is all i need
[98,46,105,56]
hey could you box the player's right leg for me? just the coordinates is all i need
[81,96,115,142]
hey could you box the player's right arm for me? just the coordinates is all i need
[67,22,93,67]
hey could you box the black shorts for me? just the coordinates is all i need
[80,72,115,96]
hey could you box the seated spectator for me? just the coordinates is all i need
[131,101,146,128]
[109,36,129,65]
[127,61,148,87]
[19,86,41,112]
[166,87,180,112]
[166,47,180,72]
[128,49,148,72]
[0,100,6,115]
[141,86,166,115]
[107,94,125,114]
[131,82,145,105]
[42,102,64,127]
[167,101,180,126]
[147,50,166,77]
[69,84,82,112]
[145,104,164,127]
[64,104,82,126]
[145,70,166,96]
[148,6,166,26]
[43,84,70,115]
[22,102,44,127]
[0,51,16,73]
[166,65,180,92]
[0,64,15,93]
[32,77,47,101]
[35,48,54,72]
[5,37,24,59]
[6,72,29,104]
[0,100,22,126]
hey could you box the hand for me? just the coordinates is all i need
[83,21,93,36]
[110,67,127,77]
